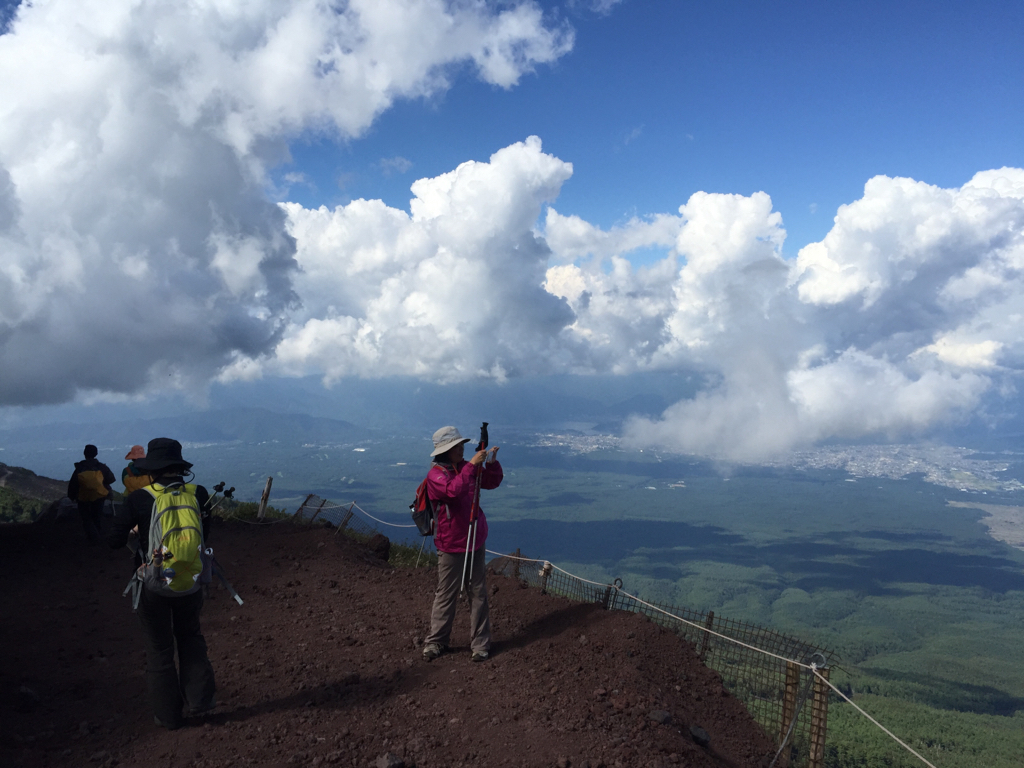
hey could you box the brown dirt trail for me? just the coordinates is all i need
[1,516,777,768]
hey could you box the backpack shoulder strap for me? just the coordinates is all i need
[142,481,180,499]
[142,484,164,562]
[425,465,452,519]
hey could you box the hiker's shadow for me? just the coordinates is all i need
[199,673,393,725]
[492,601,603,655]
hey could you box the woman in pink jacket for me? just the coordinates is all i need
[422,426,502,662]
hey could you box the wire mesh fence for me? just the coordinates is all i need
[292,495,837,768]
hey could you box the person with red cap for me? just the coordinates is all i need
[121,444,153,496]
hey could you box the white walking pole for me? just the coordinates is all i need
[460,422,488,595]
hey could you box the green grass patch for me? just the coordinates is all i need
[213,499,290,521]
[0,485,46,523]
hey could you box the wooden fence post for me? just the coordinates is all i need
[697,611,715,661]
[778,661,801,764]
[808,666,830,768]
[256,476,273,520]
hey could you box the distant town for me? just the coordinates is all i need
[526,432,1024,494]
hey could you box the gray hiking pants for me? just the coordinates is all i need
[137,589,216,727]
[426,548,491,654]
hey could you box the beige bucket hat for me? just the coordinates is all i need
[430,426,471,457]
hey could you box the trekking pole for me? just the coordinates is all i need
[207,483,235,514]
[212,558,244,606]
[460,422,488,595]
[415,535,431,568]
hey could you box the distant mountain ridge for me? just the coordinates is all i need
[0,462,65,501]
[0,407,369,450]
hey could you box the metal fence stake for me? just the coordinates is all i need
[294,493,315,519]
[307,498,328,524]
[808,666,830,768]
[697,611,715,661]
[338,503,354,531]
[779,661,801,764]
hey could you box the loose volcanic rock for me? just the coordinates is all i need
[366,532,392,561]
[691,725,712,748]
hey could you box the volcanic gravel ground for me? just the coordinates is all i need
[1,516,778,768]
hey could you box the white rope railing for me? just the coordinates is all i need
[296,498,418,529]
[487,550,815,669]
[348,502,418,529]
[485,549,619,589]
[810,669,937,768]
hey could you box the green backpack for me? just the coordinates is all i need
[140,482,212,597]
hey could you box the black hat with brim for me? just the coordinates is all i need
[133,437,193,472]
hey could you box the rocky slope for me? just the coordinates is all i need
[0,463,69,523]
[1,513,778,768]
[0,462,67,500]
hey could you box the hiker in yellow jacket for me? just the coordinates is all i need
[67,444,116,544]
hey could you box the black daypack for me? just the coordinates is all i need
[409,477,437,536]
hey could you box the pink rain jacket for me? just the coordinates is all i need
[427,459,503,554]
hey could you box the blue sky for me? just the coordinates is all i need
[279,0,1024,257]
[1,0,1023,460]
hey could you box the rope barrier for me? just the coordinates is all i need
[293,498,416,529]
[486,548,940,768]
[487,550,817,667]
[810,668,938,768]
[485,550,620,589]
[347,502,418,529]
[225,513,291,525]
[628,588,821,670]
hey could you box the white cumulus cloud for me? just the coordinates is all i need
[622,169,1024,460]
[0,0,572,405]
[261,155,1024,461]
[259,137,576,384]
